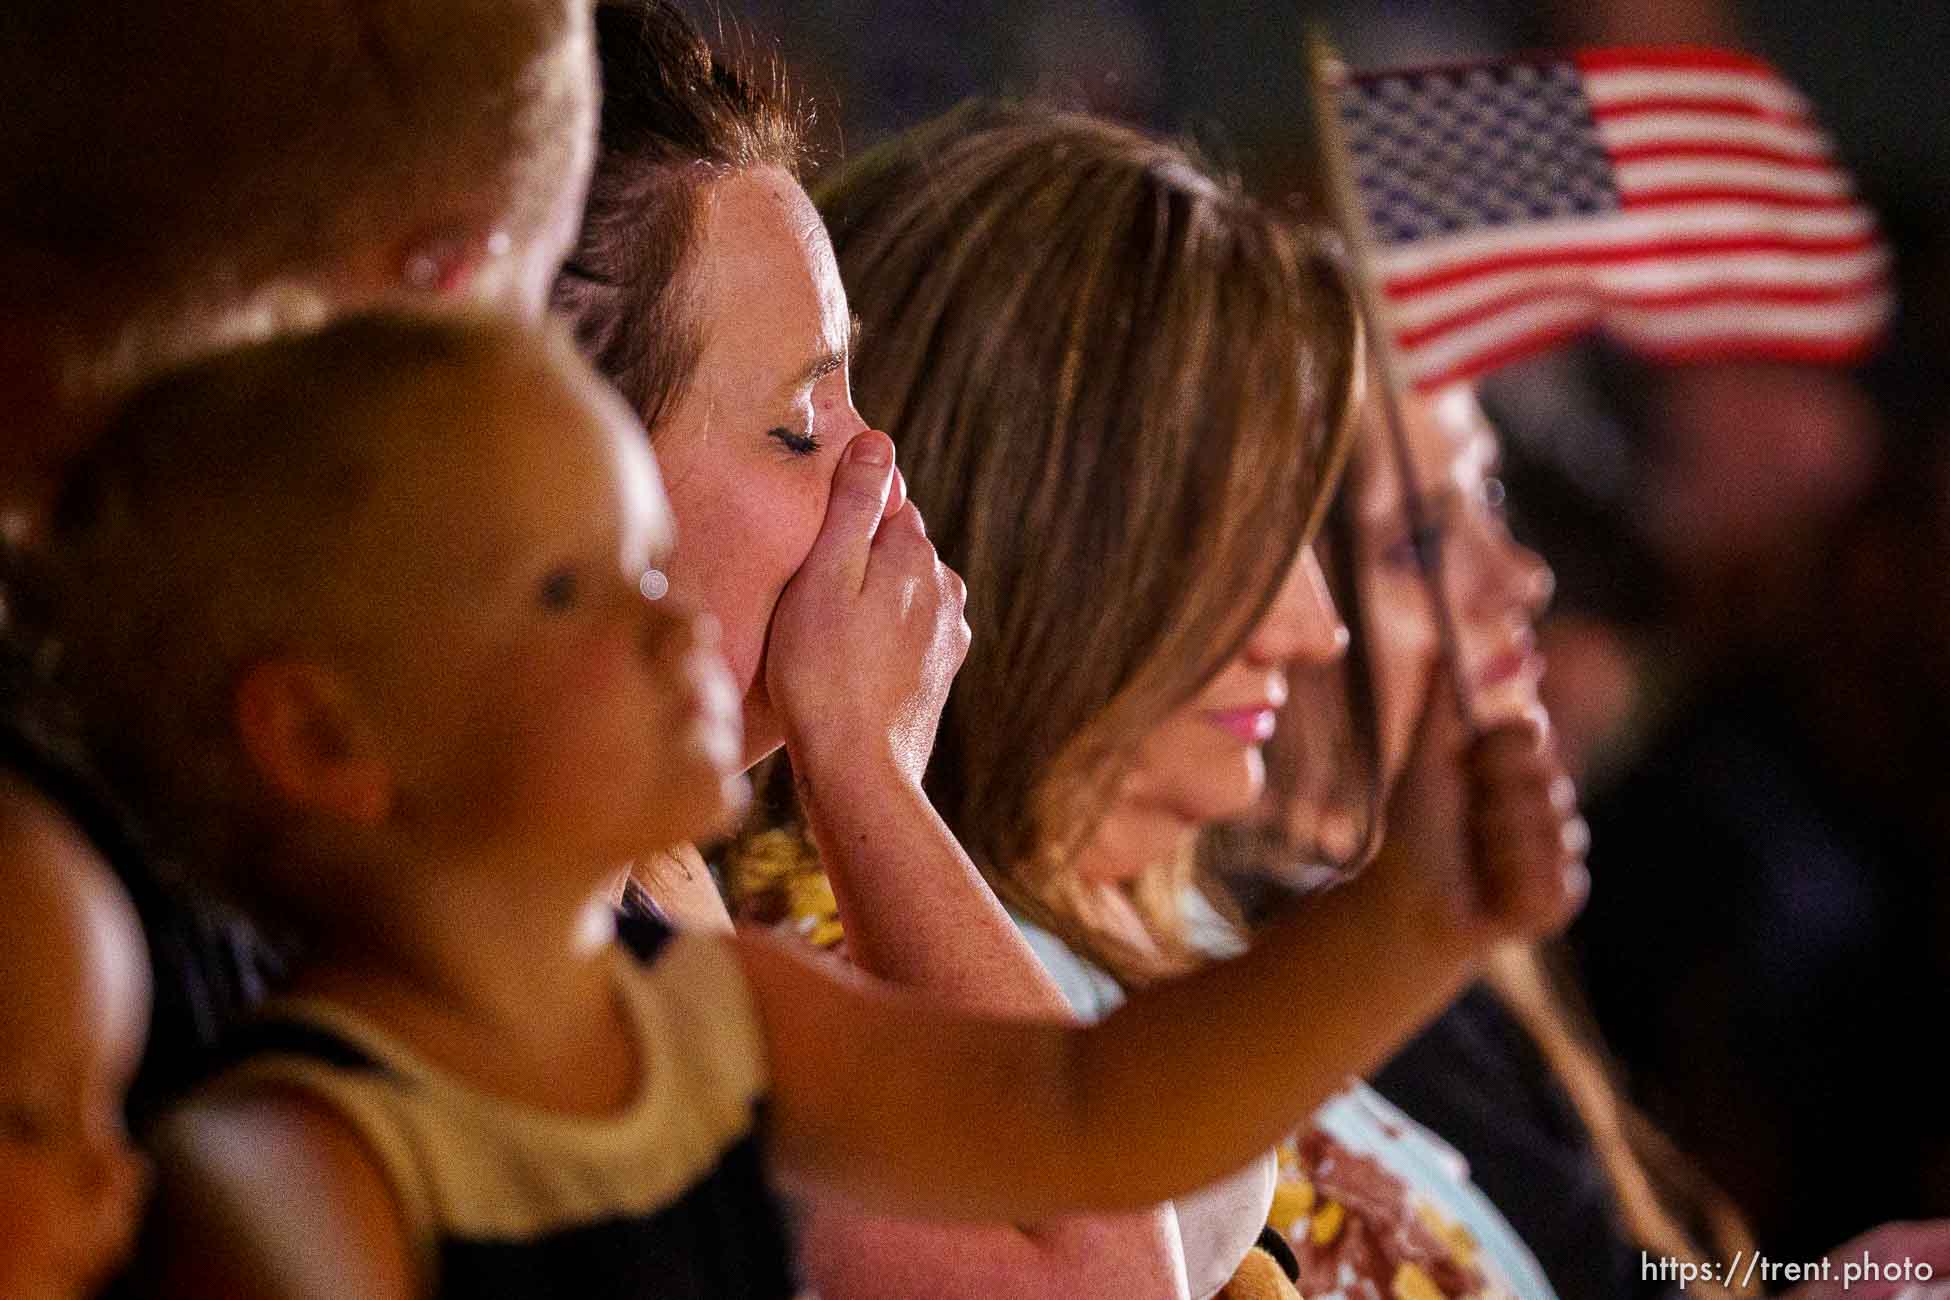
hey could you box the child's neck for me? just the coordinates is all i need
[291,857,640,1117]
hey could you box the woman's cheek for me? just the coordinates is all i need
[737,470,826,670]
[1366,576,1443,780]
[1133,714,1268,825]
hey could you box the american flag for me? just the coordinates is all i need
[1336,46,1893,391]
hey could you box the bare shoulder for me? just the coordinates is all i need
[634,846,735,934]
[143,1088,418,1300]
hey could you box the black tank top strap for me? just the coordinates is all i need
[208,1015,387,1077]
[616,878,675,964]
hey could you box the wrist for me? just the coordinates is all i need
[785,737,922,813]
[1340,846,1489,967]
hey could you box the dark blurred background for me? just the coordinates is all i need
[716,0,1950,1264]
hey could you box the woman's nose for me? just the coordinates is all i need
[1469,528,1554,623]
[1246,545,1349,669]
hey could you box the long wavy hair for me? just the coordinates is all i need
[816,101,1362,984]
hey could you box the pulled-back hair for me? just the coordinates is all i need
[553,0,806,431]
[818,101,1362,984]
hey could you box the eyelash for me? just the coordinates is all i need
[767,425,822,457]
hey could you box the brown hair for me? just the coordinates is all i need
[37,314,565,922]
[2,0,594,391]
[552,0,806,432]
[817,101,1362,984]
[1194,494,1382,924]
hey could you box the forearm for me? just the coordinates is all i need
[794,757,1069,1018]
[1055,877,1479,1199]
[785,764,1190,1282]
[748,877,1480,1224]
[794,1190,1191,1300]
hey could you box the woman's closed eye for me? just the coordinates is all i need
[767,423,822,457]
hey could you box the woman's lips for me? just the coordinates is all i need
[1477,646,1545,693]
[1204,706,1280,745]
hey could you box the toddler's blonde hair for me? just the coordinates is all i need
[38,315,573,919]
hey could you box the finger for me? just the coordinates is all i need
[808,431,897,593]
[1546,857,1591,930]
[1470,762,1556,808]
[871,500,932,555]
[1478,837,1587,935]
[879,463,909,530]
[860,503,939,602]
[1473,806,1562,856]
[1468,716,1549,769]
[940,559,968,608]
[1563,815,1590,860]
[1549,773,1579,815]
[1470,764,1587,880]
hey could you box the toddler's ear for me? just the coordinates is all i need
[233,659,394,825]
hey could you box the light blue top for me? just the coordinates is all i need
[1010,902,1558,1300]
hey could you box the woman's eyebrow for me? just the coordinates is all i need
[794,314,863,388]
[798,348,847,387]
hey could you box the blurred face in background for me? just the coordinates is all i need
[1354,385,1555,783]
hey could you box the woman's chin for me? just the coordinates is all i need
[1183,755,1267,828]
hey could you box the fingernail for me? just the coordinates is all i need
[848,431,893,468]
[1549,774,1578,813]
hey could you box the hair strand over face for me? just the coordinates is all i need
[818,100,1362,984]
